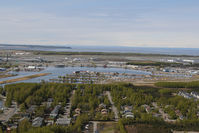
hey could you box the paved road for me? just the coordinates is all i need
[90,91,119,133]
[106,91,119,121]
[90,121,117,133]
[92,121,99,133]
[63,90,75,118]
[0,102,18,122]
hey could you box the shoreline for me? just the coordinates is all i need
[0,73,51,84]
[32,50,199,57]
[0,74,16,79]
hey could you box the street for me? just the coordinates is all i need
[106,91,119,121]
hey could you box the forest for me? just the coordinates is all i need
[4,83,74,108]
[1,82,199,133]
[71,84,114,121]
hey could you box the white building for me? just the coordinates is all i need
[56,117,71,125]
[183,59,195,63]
[191,92,199,99]
[178,91,193,99]
[124,112,134,118]
[27,66,36,69]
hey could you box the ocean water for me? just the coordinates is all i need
[68,46,199,56]
[1,44,199,56]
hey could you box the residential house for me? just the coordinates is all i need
[142,104,151,114]
[75,108,81,115]
[73,108,81,119]
[197,112,199,117]
[178,91,193,99]
[179,115,184,120]
[123,105,133,113]
[175,110,184,120]
[121,105,134,118]
[191,91,199,99]
[50,105,61,118]
[124,112,134,118]
[101,109,108,115]
[27,105,37,114]
[99,103,106,109]
[32,117,44,127]
[56,117,71,126]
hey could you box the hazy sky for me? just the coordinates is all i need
[0,0,199,48]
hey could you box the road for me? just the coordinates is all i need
[90,121,117,133]
[90,92,119,133]
[0,102,18,122]
[106,91,119,121]
[63,90,75,118]
[92,121,99,133]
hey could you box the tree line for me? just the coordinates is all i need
[155,81,199,89]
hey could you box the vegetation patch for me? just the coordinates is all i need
[155,81,199,88]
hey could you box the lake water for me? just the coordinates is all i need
[0,67,151,85]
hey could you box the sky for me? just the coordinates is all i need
[0,0,199,48]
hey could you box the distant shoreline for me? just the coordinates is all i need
[0,44,72,49]
[1,44,199,56]
[32,50,199,57]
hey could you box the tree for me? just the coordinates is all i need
[18,119,31,133]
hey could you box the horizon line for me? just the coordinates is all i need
[0,43,199,49]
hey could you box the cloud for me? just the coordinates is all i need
[0,1,198,48]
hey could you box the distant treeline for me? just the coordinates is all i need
[119,118,199,133]
[155,81,199,88]
[32,51,197,57]
[127,61,199,68]
[126,62,182,67]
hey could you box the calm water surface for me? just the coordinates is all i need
[0,67,151,85]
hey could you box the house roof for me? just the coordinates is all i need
[51,105,61,114]
[56,117,71,125]
[32,117,44,127]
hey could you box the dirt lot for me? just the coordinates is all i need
[98,122,119,133]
